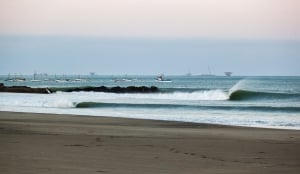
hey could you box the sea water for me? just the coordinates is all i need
[0,75,300,129]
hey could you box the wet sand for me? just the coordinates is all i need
[0,111,300,174]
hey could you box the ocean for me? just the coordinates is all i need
[0,75,300,130]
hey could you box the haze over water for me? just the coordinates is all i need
[0,0,300,76]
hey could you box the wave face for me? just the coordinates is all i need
[75,102,300,113]
[229,90,300,101]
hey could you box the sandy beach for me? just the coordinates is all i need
[0,111,299,174]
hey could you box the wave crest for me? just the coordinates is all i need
[229,90,300,101]
[75,102,300,113]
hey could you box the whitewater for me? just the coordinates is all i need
[0,76,300,129]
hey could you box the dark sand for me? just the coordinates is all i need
[0,111,300,174]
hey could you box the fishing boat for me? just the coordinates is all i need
[55,74,69,83]
[224,72,232,77]
[113,74,133,82]
[155,74,172,82]
[197,65,216,77]
[114,79,132,82]
[6,77,26,82]
[31,79,41,82]
[31,72,41,82]
[4,74,26,82]
[72,75,84,82]
[55,79,68,83]
[185,72,192,76]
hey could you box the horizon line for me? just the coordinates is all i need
[1,34,300,43]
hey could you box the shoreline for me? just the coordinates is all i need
[1,111,300,174]
[1,110,299,131]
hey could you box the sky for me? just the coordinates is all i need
[0,0,300,75]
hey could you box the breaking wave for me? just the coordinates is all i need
[229,90,300,101]
[75,102,300,113]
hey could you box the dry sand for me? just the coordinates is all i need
[0,111,300,174]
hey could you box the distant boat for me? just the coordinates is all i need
[184,69,192,76]
[55,79,68,83]
[199,74,216,77]
[31,79,41,82]
[72,75,84,82]
[113,74,133,82]
[114,79,132,82]
[5,74,26,82]
[196,73,216,77]
[4,74,14,82]
[185,72,192,76]
[54,74,72,83]
[55,75,69,82]
[224,72,233,77]
[73,79,82,82]
[90,72,96,76]
[155,74,172,82]
[198,65,216,77]
[5,78,26,82]
[4,79,14,82]
[15,78,26,82]
[31,72,41,82]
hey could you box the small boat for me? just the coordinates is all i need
[73,79,82,82]
[155,74,172,82]
[224,72,232,77]
[198,74,216,77]
[5,77,26,82]
[55,79,68,83]
[185,72,192,76]
[31,72,41,82]
[114,78,132,82]
[196,65,216,77]
[55,74,69,82]
[113,74,133,82]
[4,73,26,82]
[31,79,41,82]
[4,79,14,82]
[72,75,84,82]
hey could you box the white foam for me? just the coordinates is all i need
[1,91,300,130]
[119,90,229,101]
[0,93,75,108]
[0,90,228,109]
[1,103,299,130]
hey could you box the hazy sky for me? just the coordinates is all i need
[0,0,300,75]
[1,0,300,39]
